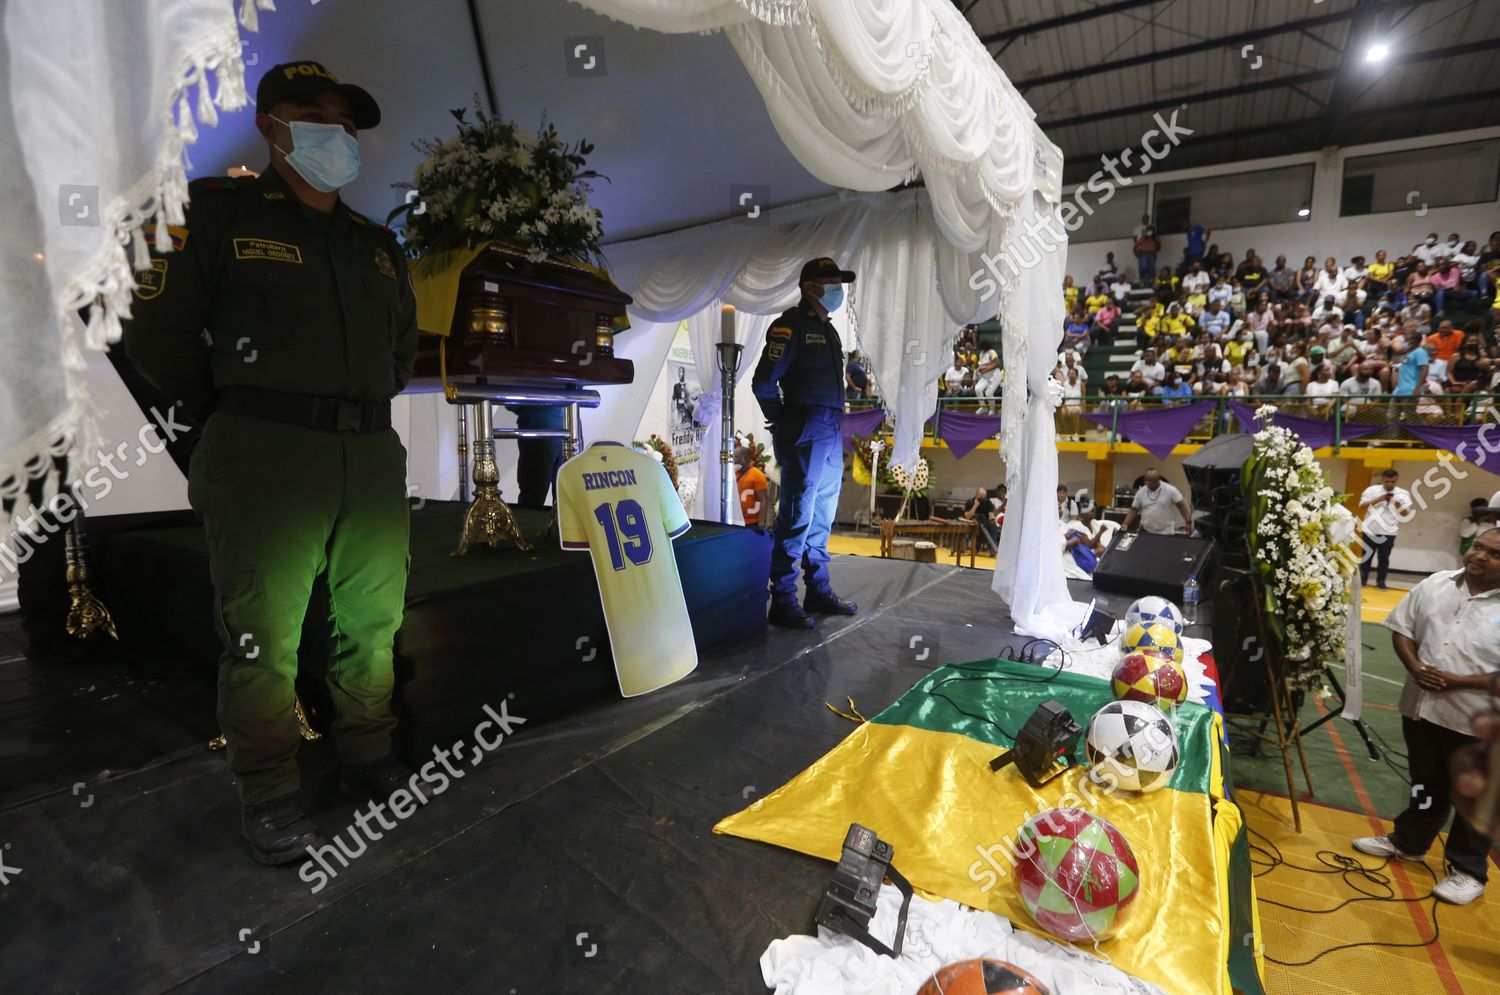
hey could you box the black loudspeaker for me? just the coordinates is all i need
[1211,566,1271,714]
[1092,532,1218,601]
[1182,434,1255,569]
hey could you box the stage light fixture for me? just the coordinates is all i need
[989,700,1083,788]
[814,823,913,958]
[1365,42,1390,63]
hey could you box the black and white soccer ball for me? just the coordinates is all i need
[1085,700,1180,794]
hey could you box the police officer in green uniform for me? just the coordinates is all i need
[752,258,860,629]
[122,61,418,865]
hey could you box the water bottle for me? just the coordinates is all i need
[1182,573,1200,626]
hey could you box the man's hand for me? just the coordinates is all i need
[1451,704,1499,838]
[1411,663,1449,691]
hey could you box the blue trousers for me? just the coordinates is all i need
[769,407,843,603]
[1137,252,1156,284]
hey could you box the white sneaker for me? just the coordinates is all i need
[1433,871,1485,905]
[1352,835,1425,862]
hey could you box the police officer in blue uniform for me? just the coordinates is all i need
[752,258,859,628]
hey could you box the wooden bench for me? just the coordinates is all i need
[878,518,979,568]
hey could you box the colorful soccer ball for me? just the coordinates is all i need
[1015,808,1139,943]
[1125,595,1183,634]
[1112,651,1189,708]
[1121,621,1183,667]
[1085,700,1181,793]
[916,959,1052,995]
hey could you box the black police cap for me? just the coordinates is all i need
[256,61,381,130]
[800,257,856,283]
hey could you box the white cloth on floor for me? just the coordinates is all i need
[761,883,1166,995]
[1012,600,1215,707]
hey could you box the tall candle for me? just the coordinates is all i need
[721,303,736,344]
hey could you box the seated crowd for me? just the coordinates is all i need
[1052,227,1500,412]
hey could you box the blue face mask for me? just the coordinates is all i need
[820,283,845,313]
[272,115,360,192]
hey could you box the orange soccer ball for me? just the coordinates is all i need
[916,958,1052,995]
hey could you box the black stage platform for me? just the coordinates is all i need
[0,557,1114,993]
[58,502,771,751]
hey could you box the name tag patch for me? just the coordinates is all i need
[805,332,827,344]
[133,259,168,300]
[233,238,303,264]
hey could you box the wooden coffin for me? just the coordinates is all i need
[409,246,634,391]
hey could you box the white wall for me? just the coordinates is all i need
[1067,127,1500,282]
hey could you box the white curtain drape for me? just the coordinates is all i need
[686,307,773,522]
[992,190,1069,620]
[606,189,1003,472]
[0,0,268,526]
[583,317,679,445]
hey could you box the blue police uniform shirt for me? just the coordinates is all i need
[751,301,846,420]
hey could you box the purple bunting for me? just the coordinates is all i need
[1227,400,1381,451]
[841,407,887,449]
[936,410,1004,460]
[1397,422,1500,477]
[1083,400,1216,460]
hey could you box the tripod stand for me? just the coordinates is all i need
[1299,664,1380,761]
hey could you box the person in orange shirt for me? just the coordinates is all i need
[734,446,769,527]
[1425,319,1465,367]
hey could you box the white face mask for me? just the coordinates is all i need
[271,115,360,192]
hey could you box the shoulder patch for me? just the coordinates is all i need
[767,342,785,361]
[769,325,793,341]
[133,259,168,300]
[142,224,189,252]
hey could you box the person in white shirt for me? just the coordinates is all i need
[1130,348,1166,388]
[1360,468,1413,589]
[1311,295,1344,326]
[1352,527,1500,907]
[1314,258,1348,302]
[973,347,1001,411]
[1341,255,1368,285]
[1412,233,1442,268]
[1339,362,1383,412]
[1057,485,1080,522]
[1109,275,1132,303]
[1121,469,1192,535]
[942,351,969,397]
[1181,261,1211,295]
[1207,278,1233,311]
[1304,362,1339,399]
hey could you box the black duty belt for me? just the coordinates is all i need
[216,387,391,433]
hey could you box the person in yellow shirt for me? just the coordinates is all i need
[1085,290,1110,316]
[1185,290,1207,315]
[1367,249,1394,284]
[1063,275,1079,311]
[1224,334,1254,368]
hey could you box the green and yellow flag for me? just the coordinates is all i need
[715,659,1264,995]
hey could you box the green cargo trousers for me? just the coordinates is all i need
[189,411,410,805]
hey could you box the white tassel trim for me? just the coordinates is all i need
[1,14,268,529]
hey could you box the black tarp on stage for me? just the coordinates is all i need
[0,553,1055,993]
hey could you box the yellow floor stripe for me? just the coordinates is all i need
[1238,789,1499,995]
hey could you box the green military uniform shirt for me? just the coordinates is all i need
[124,167,418,422]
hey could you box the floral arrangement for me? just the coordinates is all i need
[888,456,933,522]
[1242,406,1358,688]
[888,457,932,499]
[634,434,679,491]
[389,98,606,265]
[849,434,890,488]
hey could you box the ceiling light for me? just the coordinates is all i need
[1366,42,1390,63]
[1298,206,1311,217]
